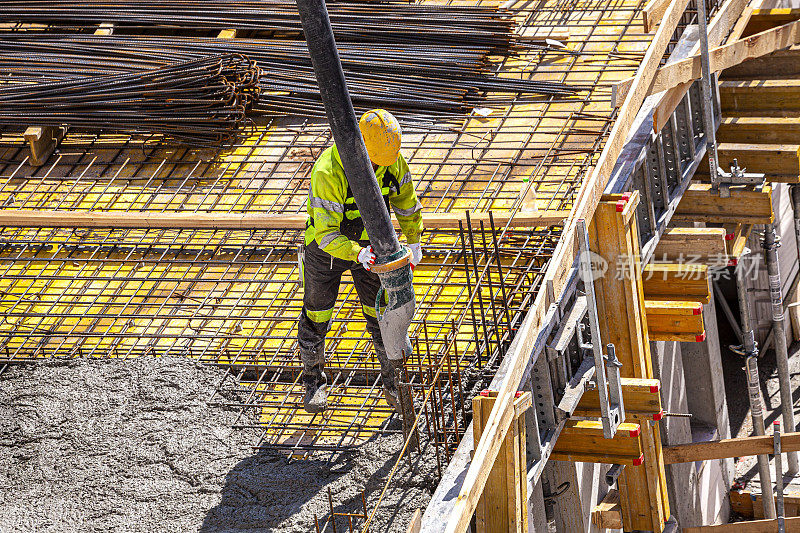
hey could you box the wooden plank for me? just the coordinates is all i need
[0,209,569,230]
[673,183,775,224]
[721,79,800,113]
[745,8,800,36]
[718,116,800,144]
[730,5,756,43]
[641,0,671,32]
[696,144,800,183]
[727,222,754,258]
[653,227,728,264]
[647,0,750,128]
[574,377,662,418]
[407,510,422,533]
[643,263,711,303]
[614,17,800,104]
[663,432,800,463]
[652,80,693,132]
[472,393,529,533]
[552,420,644,462]
[682,516,800,532]
[434,0,690,525]
[723,45,800,78]
[591,490,623,530]
[731,489,756,517]
[645,300,705,341]
[473,394,509,533]
[735,488,800,519]
[589,198,668,530]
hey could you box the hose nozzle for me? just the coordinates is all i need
[374,248,416,361]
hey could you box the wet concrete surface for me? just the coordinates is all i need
[0,357,437,532]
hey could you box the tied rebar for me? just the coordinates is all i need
[0,0,524,52]
[0,34,580,121]
[0,54,260,144]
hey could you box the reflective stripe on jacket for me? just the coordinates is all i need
[304,144,423,261]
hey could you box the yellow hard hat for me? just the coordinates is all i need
[358,109,401,167]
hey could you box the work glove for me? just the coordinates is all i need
[358,246,376,271]
[408,242,422,267]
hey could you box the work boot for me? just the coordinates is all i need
[300,346,328,413]
[376,345,402,413]
[303,370,328,414]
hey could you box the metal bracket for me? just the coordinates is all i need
[715,159,767,198]
[577,218,625,439]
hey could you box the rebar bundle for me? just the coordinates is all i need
[0,0,519,52]
[0,54,261,143]
[0,35,579,118]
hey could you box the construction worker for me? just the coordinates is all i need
[299,109,423,414]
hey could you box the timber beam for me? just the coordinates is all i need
[472,392,531,533]
[745,8,800,36]
[645,300,705,342]
[662,431,800,464]
[673,183,775,224]
[551,420,644,465]
[0,209,569,231]
[723,45,800,79]
[643,263,711,303]
[720,79,800,114]
[590,195,670,530]
[574,378,662,419]
[697,144,800,183]
[641,0,670,32]
[23,126,65,167]
[652,227,728,264]
[591,490,623,530]
[612,17,800,103]
[724,222,753,259]
[717,116,800,145]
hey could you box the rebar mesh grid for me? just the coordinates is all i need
[0,0,663,503]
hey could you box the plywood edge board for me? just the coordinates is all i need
[613,15,800,105]
[427,0,692,526]
[0,209,569,230]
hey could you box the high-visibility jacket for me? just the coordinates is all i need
[305,144,423,261]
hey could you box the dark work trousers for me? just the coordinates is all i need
[298,240,390,385]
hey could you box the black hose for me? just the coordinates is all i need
[295,0,400,258]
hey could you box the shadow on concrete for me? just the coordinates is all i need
[199,420,416,533]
